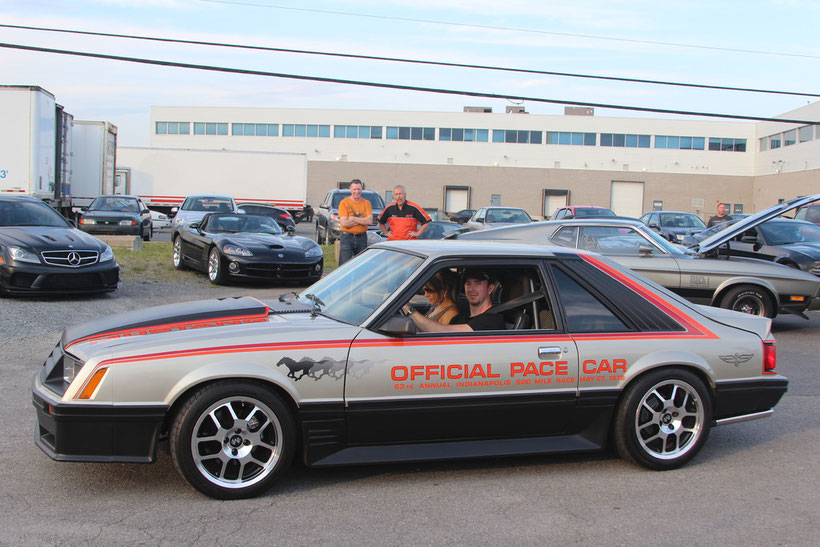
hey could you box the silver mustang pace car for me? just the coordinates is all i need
[33,241,788,499]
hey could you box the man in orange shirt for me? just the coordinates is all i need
[378,185,431,240]
[338,179,373,265]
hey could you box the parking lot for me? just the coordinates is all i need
[2,254,818,544]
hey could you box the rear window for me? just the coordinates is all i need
[331,191,385,209]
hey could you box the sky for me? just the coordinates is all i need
[1,0,819,146]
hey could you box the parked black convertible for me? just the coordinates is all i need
[172,213,323,285]
[0,196,119,296]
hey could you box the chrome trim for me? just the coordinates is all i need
[714,409,773,426]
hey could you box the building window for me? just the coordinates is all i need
[546,132,596,146]
[770,134,781,149]
[709,137,746,152]
[386,126,435,140]
[282,124,330,137]
[492,129,542,144]
[783,129,797,146]
[655,135,705,150]
[798,125,813,143]
[600,133,650,148]
[439,128,489,142]
[156,122,190,135]
[333,125,383,138]
[232,123,279,136]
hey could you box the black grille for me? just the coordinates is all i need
[10,272,37,288]
[246,262,322,280]
[40,271,117,290]
[41,250,99,267]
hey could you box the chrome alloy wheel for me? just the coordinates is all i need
[208,249,221,282]
[191,396,284,489]
[635,379,704,460]
[172,237,182,268]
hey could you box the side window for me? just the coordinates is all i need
[549,226,578,247]
[579,226,647,256]
[794,208,806,221]
[475,209,486,221]
[554,209,565,219]
[550,266,629,333]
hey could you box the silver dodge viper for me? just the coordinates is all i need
[33,241,788,498]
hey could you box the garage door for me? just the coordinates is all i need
[610,181,644,218]
[544,192,568,219]
[445,187,470,213]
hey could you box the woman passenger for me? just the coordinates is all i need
[422,270,459,325]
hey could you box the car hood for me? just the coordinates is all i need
[697,193,820,254]
[81,210,139,220]
[776,242,820,256]
[0,226,108,252]
[217,233,310,251]
[61,296,356,362]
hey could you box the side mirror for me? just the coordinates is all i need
[741,235,758,244]
[285,225,295,235]
[189,222,200,232]
[169,207,178,218]
[638,243,654,255]
[142,209,150,214]
[379,315,418,336]
[476,218,484,223]
[648,223,660,230]
[319,204,329,210]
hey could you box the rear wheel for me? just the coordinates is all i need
[720,285,774,317]
[315,223,323,244]
[142,224,152,242]
[614,369,711,470]
[208,247,225,285]
[172,236,186,270]
[170,381,296,499]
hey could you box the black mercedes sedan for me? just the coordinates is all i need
[172,213,323,285]
[78,195,153,241]
[0,196,119,296]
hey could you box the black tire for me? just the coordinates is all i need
[315,222,323,245]
[720,284,775,318]
[170,381,296,499]
[614,368,711,470]
[172,236,186,270]
[142,224,152,242]
[207,247,225,285]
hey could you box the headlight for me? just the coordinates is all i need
[119,219,137,226]
[305,245,323,258]
[223,245,253,257]
[99,246,114,262]
[9,246,41,264]
[810,261,820,276]
[63,355,81,385]
[79,218,95,225]
[675,233,684,241]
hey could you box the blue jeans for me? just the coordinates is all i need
[339,231,368,265]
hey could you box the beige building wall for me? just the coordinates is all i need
[307,161,753,220]
[753,169,820,210]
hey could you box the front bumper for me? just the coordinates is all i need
[222,255,324,282]
[713,376,788,421]
[32,376,166,463]
[79,224,141,236]
[0,261,119,295]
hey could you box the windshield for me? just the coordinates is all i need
[331,191,385,209]
[300,248,424,325]
[181,197,234,212]
[659,213,706,229]
[0,200,70,227]
[205,214,283,234]
[486,208,532,224]
[759,221,820,245]
[88,197,139,213]
[574,208,616,217]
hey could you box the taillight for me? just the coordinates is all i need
[279,213,291,219]
[762,340,777,374]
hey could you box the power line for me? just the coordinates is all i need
[199,0,820,61]
[1,41,817,125]
[2,23,817,98]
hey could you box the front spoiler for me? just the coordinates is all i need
[32,377,166,463]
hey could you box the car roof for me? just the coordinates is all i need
[184,194,234,200]
[0,195,42,203]
[92,194,140,199]
[370,239,578,259]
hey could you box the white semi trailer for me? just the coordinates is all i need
[71,120,118,209]
[0,86,74,214]
[116,147,308,216]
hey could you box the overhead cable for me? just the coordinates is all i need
[1,23,817,98]
[0,41,817,125]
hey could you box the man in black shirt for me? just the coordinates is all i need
[707,202,733,228]
[402,268,506,332]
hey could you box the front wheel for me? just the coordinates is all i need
[172,236,186,270]
[170,381,296,499]
[720,285,774,318]
[614,369,711,470]
[142,224,152,242]
[208,247,225,285]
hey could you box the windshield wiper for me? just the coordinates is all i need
[304,293,326,318]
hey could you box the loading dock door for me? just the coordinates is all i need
[610,181,644,218]
[544,190,569,219]
[445,187,470,214]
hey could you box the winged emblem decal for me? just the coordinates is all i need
[719,353,754,367]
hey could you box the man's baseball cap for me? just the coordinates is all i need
[461,268,494,283]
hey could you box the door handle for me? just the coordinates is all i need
[538,346,562,358]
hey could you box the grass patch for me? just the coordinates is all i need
[114,241,338,282]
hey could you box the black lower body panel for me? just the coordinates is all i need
[33,390,167,463]
[713,377,789,421]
